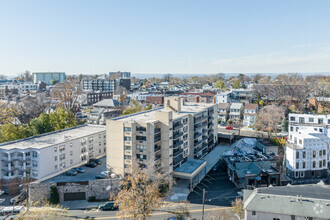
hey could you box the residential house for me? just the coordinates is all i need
[243,183,330,220]
[229,103,243,120]
[215,91,231,103]
[243,104,259,127]
[218,103,230,122]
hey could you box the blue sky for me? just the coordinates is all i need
[1,0,330,76]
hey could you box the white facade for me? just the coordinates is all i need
[0,82,38,94]
[0,125,106,182]
[215,91,231,103]
[285,127,329,180]
[288,113,330,138]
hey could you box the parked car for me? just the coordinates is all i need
[98,202,118,211]
[73,167,86,173]
[89,158,102,165]
[166,217,186,220]
[225,126,233,130]
[65,170,78,176]
[85,162,98,168]
[95,174,109,179]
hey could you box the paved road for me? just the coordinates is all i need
[187,166,240,207]
[69,203,233,220]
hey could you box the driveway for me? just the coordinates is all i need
[187,166,240,207]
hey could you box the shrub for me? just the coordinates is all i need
[49,184,59,204]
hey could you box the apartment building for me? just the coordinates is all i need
[285,127,329,184]
[215,91,231,103]
[82,79,117,92]
[0,125,106,195]
[288,113,330,138]
[106,97,218,187]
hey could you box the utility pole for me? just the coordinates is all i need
[202,188,205,220]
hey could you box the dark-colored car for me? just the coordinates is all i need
[85,162,98,168]
[166,217,186,220]
[89,158,102,165]
[65,170,78,176]
[98,202,118,211]
[95,174,109,179]
[73,167,86,173]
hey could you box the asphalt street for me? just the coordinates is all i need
[69,203,233,220]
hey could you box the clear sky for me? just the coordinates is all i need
[1,0,330,76]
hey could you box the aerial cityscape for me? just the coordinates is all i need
[1,1,330,220]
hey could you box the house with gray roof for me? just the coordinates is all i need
[229,103,243,120]
[243,183,330,220]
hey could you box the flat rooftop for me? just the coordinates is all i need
[113,103,215,123]
[0,125,106,150]
[174,159,206,174]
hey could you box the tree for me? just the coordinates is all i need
[231,198,244,220]
[207,209,234,220]
[254,105,285,138]
[49,185,59,205]
[51,79,81,116]
[215,80,225,89]
[17,96,48,124]
[0,104,20,125]
[122,100,143,115]
[0,123,32,143]
[144,104,152,111]
[50,79,60,85]
[16,202,69,220]
[232,79,241,89]
[164,74,173,82]
[115,165,169,220]
[281,117,288,133]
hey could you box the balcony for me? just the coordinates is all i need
[154,145,161,153]
[194,132,202,139]
[173,140,183,148]
[173,123,183,130]
[173,148,183,157]
[1,157,10,162]
[1,166,10,171]
[173,131,183,140]
[155,155,161,161]
[154,128,161,134]
[154,136,161,143]
[194,117,202,123]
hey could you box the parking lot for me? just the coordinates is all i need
[187,165,240,207]
[43,157,107,183]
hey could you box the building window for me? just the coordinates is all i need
[124,146,131,150]
[296,162,299,169]
[32,161,38,168]
[124,136,131,141]
[54,156,57,161]
[319,161,322,168]
[290,117,295,121]
[323,150,326,155]
[295,172,299,178]
[136,136,146,141]
[303,162,306,169]
[252,211,256,216]
[319,151,322,157]
[54,147,57,152]
[313,151,316,158]
[323,160,326,167]
[70,143,73,147]
[124,155,131,159]
[308,118,314,123]
[124,127,131,132]
[59,145,65,152]
[313,161,316,168]
[55,165,58,170]
[32,151,38,158]
[290,127,293,131]
[296,152,299,159]
[70,159,73,165]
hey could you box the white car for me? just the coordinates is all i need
[101,171,111,176]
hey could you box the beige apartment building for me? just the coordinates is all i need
[106,97,218,186]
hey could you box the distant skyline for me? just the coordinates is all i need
[1,0,330,76]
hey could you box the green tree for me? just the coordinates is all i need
[233,79,241,89]
[50,79,60,85]
[214,80,225,89]
[281,117,288,133]
[49,185,60,204]
[30,113,53,135]
[122,100,143,115]
[0,124,32,143]
[259,100,265,107]
[144,104,152,111]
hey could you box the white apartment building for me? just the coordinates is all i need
[106,97,218,189]
[0,125,106,195]
[288,113,330,138]
[0,82,38,94]
[229,103,243,119]
[285,127,328,183]
[32,72,66,85]
[215,91,231,103]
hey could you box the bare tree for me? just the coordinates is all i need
[231,198,244,220]
[254,105,285,138]
[17,96,48,124]
[51,79,81,115]
[208,209,235,220]
[114,164,169,220]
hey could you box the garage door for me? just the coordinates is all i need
[64,192,86,201]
